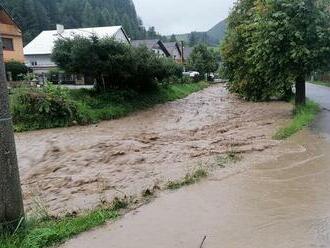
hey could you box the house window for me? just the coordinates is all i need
[2,38,14,51]
[31,61,38,66]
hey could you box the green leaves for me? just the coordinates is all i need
[52,36,183,91]
[221,0,330,101]
[188,44,218,77]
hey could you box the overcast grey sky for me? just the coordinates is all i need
[132,0,235,35]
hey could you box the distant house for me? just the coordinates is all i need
[131,39,170,58]
[24,25,130,76]
[163,42,183,63]
[0,4,24,63]
[183,47,193,62]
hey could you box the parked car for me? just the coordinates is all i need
[183,71,200,78]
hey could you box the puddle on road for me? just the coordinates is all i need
[15,85,292,214]
[61,131,330,248]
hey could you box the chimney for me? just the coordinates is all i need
[56,24,64,35]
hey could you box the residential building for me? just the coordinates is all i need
[163,42,183,63]
[0,4,24,63]
[24,25,131,75]
[183,47,193,62]
[131,39,170,57]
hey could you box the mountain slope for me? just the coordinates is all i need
[0,0,147,43]
[171,19,227,47]
[207,19,227,45]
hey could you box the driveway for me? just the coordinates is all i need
[307,83,330,138]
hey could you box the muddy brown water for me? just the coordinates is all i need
[16,84,291,214]
[61,131,330,248]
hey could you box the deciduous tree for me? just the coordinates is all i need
[189,44,218,78]
[221,0,330,104]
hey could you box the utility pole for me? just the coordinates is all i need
[181,41,184,64]
[0,38,24,232]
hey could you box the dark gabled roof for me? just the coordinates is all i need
[0,4,22,30]
[131,39,171,57]
[132,39,159,49]
[183,47,193,60]
[163,42,182,57]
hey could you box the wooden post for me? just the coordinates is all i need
[181,41,184,64]
[0,37,24,233]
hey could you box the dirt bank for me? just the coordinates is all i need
[16,84,292,215]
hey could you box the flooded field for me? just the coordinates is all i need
[61,131,330,248]
[16,84,292,214]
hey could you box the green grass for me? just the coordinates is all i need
[11,82,209,132]
[273,101,320,140]
[167,168,208,190]
[0,166,207,248]
[310,80,330,87]
[70,82,209,123]
[0,198,129,248]
[215,151,242,168]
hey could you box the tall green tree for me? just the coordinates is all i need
[170,34,177,42]
[51,36,183,91]
[189,44,218,77]
[81,1,99,27]
[189,32,198,47]
[221,0,330,104]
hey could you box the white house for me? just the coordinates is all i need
[24,25,131,75]
[163,42,183,63]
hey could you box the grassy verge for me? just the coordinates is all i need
[0,167,208,248]
[0,151,240,248]
[69,82,209,123]
[0,198,128,248]
[310,80,330,87]
[214,151,242,168]
[11,82,209,132]
[167,168,208,190]
[273,101,320,140]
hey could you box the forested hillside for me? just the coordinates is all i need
[171,19,227,47]
[1,0,160,43]
[207,19,227,45]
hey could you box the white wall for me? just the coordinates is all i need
[25,54,55,68]
[114,29,130,44]
[25,54,56,74]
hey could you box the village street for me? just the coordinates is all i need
[307,83,330,139]
[58,85,330,248]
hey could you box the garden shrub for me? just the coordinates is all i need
[52,36,183,92]
[5,60,29,81]
[11,84,81,131]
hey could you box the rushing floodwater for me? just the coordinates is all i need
[15,84,291,214]
[62,131,330,248]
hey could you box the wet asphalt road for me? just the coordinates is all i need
[307,83,330,138]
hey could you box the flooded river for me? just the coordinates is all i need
[62,131,330,248]
[16,84,291,214]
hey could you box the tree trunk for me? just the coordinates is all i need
[295,75,306,106]
[0,40,24,232]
